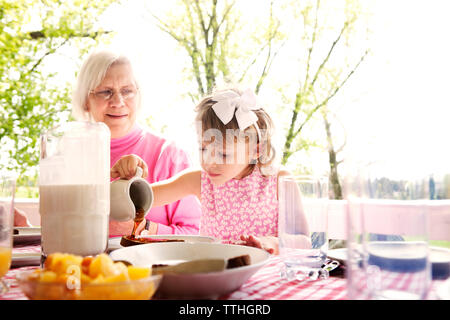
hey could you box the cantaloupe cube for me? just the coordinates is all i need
[81,256,93,275]
[88,254,111,278]
[80,273,92,284]
[104,272,129,283]
[39,271,57,282]
[44,253,82,275]
[91,274,105,284]
[114,262,129,275]
[127,266,151,280]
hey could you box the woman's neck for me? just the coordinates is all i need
[110,124,141,147]
[110,127,132,139]
[109,123,139,139]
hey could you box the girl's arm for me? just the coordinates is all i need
[109,219,147,237]
[151,169,201,207]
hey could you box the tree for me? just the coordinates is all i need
[322,107,346,199]
[277,0,370,201]
[0,0,116,174]
[150,0,370,197]
[281,0,369,166]
[150,0,286,101]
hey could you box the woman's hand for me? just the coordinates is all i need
[14,207,32,227]
[235,234,279,255]
[111,154,148,180]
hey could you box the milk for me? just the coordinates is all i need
[40,184,109,256]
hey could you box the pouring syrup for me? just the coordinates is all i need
[130,207,145,239]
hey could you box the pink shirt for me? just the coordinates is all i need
[110,124,201,234]
[200,166,278,241]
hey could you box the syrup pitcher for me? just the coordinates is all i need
[110,166,153,222]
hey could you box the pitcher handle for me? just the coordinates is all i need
[135,166,143,178]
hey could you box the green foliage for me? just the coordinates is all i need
[437,174,450,199]
[152,0,368,177]
[15,172,39,198]
[152,0,286,101]
[280,0,370,166]
[0,0,116,175]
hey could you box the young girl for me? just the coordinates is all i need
[111,88,310,254]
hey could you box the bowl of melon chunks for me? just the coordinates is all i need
[16,253,161,300]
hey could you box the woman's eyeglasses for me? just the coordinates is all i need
[90,88,138,101]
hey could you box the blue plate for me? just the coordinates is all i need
[367,242,427,273]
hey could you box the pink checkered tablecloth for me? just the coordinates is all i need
[0,244,446,300]
[220,256,347,300]
[10,243,41,254]
[1,244,348,300]
[1,244,41,300]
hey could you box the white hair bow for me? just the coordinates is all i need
[211,89,261,137]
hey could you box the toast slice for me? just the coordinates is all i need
[226,254,251,269]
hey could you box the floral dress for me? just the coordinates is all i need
[200,166,278,241]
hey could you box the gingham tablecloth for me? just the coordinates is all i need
[0,244,445,300]
[220,256,347,300]
[1,244,41,300]
[0,243,350,300]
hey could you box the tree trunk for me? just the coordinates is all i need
[281,92,302,165]
[323,111,342,200]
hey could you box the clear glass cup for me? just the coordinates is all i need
[278,175,329,281]
[345,165,431,300]
[0,176,15,294]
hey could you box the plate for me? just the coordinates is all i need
[109,242,270,299]
[327,246,450,279]
[13,227,41,245]
[327,248,347,265]
[107,234,218,252]
[11,252,41,267]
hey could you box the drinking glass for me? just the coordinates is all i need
[345,166,431,300]
[278,175,329,281]
[0,176,15,294]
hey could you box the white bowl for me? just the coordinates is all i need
[109,242,270,299]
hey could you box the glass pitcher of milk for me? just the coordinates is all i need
[39,121,110,259]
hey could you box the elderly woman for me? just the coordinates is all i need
[71,49,201,237]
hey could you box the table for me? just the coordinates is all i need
[0,243,445,300]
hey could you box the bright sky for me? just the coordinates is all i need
[338,0,450,180]
[48,0,450,181]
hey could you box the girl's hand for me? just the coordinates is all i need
[111,154,148,180]
[109,219,147,237]
[237,234,279,255]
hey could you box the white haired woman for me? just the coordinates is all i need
[72,49,201,237]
